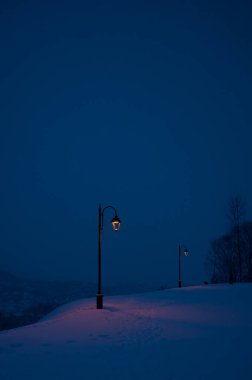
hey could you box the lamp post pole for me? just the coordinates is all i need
[97,205,103,309]
[178,244,182,288]
[96,204,121,310]
[178,244,188,288]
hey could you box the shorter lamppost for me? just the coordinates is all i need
[178,244,189,288]
[97,204,121,309]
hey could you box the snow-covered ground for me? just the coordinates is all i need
[0,284,251,380]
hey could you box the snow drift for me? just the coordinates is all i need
[0,284,251,380]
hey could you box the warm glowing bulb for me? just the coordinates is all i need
[111,216,121,232]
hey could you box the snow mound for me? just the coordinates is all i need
[0,284,251,380]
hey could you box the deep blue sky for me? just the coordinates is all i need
[0,0,251,287]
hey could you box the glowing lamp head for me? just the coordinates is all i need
[184,247,189,257]
[111,215,121,232]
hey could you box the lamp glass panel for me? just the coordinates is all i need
[112,220,121,231]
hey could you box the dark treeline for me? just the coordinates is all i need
[206,195,252,284]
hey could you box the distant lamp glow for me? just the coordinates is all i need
[111,215,121,232]
[97,204,121,309]
[184,247,189,257]
[178,244,190,288]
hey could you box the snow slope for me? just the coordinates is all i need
[0,284,251,380]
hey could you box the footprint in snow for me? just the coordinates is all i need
[10,343,23,348]
[40,343,53,347]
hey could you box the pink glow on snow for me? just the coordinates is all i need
[0,284,251,380]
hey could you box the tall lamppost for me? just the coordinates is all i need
[97,204,121,309]
[178,244,189,288]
